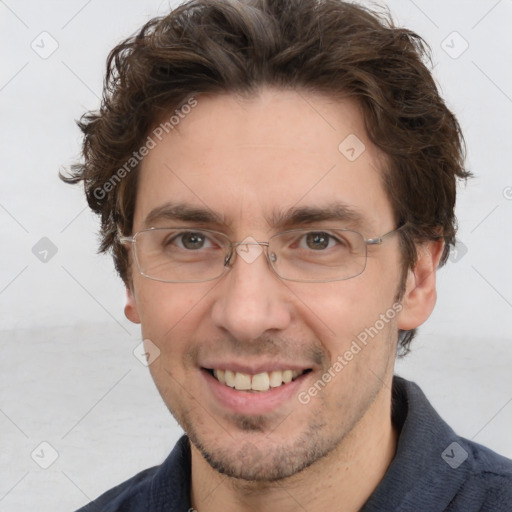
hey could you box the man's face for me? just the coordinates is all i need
[126,88,405,480]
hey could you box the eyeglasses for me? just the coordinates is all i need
[118,225,405,283]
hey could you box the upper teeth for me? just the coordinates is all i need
[213,369,303,392]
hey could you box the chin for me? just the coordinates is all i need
[184,412,342,482]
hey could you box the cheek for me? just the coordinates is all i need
[302,284,398,397]
[292,275,396,335]
[289,270,400,385]
[133,283,215,406]
[133,280,214,352]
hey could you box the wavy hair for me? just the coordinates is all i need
[62,0,470,355]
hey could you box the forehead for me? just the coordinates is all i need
[134,88,394,234]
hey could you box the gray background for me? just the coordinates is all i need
[1,0,511,510]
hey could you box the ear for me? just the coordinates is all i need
[397,239,445,330]
[124,285,141,324]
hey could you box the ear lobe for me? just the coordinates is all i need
[125,286,141,324]
[397,239,444,331]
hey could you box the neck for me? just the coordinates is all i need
[190,383,397,512]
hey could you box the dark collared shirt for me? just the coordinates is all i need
[76,377,512,511]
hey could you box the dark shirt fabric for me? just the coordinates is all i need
[76,376,512,511]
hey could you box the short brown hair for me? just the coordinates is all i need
[62,0,470,354]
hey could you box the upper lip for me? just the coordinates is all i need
[200,360,313,374]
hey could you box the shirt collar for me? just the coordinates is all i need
[361,376,471,511]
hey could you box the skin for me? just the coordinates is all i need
[124,88,444,511]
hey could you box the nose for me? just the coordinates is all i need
[211,244,292,342]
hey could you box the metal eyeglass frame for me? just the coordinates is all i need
[118,223,408,283]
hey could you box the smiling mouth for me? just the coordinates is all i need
[204,368,312,392]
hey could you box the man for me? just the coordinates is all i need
[64,0,512,510]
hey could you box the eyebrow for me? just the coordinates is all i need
[268,202,369,231]
[143,201,369,232]
[143,202,225,229]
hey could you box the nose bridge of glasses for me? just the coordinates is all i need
[230,241,270,248]
[224,240,271,268]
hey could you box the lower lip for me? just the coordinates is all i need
[201,369,309,415]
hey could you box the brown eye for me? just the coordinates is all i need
[180,232,206,250]
[304,232,331,250]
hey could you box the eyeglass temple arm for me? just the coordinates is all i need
[365,236,385,246]
[365,222,411,246]
[118,235,134,245]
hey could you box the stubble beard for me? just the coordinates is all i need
[172,372,387,483]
